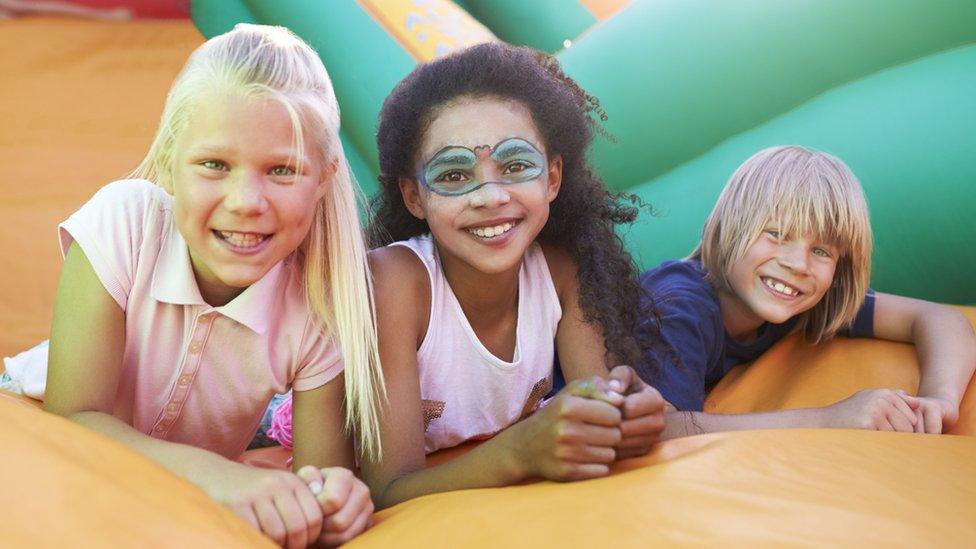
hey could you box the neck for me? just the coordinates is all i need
[717,288,765,342]
[436,245,520,323]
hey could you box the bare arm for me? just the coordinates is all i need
[872,292,976,405]
[543,243,615,379]
[359,247,625,509]
[45,243,325,546]
[658,291,976,439]
[872,292,976,432]
[358,248,526,509]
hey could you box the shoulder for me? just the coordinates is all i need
[641,260,718,307]
[538,241,577,297]
[368,243,431,328]
[368,243,428,289]
[86,179,169,211]
[638,260,722,330]
[66,179,169,235]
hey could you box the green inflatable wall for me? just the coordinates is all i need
[193,0,976,304]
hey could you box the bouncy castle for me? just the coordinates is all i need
[1,1,974,546]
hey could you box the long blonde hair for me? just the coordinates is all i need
[692,145,873,343]
[132,24,385,459]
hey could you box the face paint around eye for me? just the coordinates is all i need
[417,137,546,196]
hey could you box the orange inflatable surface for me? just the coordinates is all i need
[2,16,974,548]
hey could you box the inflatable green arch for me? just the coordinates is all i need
[193,0,976,304]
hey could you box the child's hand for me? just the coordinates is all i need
[506,376,623,481]
[822,388,920,432]
[607,365,666,459]
[296,466,374,547]
[205,462,324,548]
[898,393,958,434]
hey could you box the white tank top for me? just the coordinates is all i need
[391,235,562,453]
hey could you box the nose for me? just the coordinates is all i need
[224,171,268,215]
[468,181,511,209]
[777,240,810,274]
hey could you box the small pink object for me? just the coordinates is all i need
[268,394,294,450]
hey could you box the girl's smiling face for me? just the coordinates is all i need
[721,223,839,339]
[400,96,562,275]
[168,91,329,305]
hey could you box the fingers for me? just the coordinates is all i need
[323,479,374,539]
[559,462,611,481]
[619,387,665,420]
[607,365,649,396]
[320,503,373,547]
[252,498,288,546]
[573,422,624,447]
[922,407,943,434]
[619,412,666,440]
[566,377,624,407]
[914,408,925,434]
[886,407,915,433]
[231,502,261,532]
[897,390,921,410]
[294,466,325,545]
[560,394,622,426]
[888,393,918,428]
[318,467,355,517]
[273,489,316,549]
[615,435,658,459]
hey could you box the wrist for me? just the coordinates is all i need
[809,406,832,429]
[492,423,531,482]
[917,391,959,406]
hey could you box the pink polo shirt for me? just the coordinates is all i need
[59,179,342,459]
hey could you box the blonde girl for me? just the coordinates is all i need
[2,24,383,547]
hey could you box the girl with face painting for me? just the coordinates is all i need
[267,42,667,508]
[364,42,669,508]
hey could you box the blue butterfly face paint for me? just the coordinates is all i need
[417,137,547,196]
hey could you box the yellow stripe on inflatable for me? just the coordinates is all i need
[579,0,632,21]
[356,0,495,62]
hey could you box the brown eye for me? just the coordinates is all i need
[436,170,468,183]
[503,161,532,174]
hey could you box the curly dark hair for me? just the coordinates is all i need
[368,42,658,374]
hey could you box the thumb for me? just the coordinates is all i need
[296,465,324,496]
[897,391,921,410]
[567,377,624,407]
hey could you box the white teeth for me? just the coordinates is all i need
[218,230,268,248]
[763,277,798,296]
[468,222,514,238]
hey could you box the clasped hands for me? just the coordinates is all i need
[508,365,665,481]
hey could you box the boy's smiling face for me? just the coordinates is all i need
[720,224,839,340]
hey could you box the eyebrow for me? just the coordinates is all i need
[493,143,540,161]
[426,153,475,170]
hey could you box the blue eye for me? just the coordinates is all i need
[270,165,296,176]
[813,247,833,258]
[766,229,782,239]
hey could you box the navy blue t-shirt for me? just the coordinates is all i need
[635,260,875,411]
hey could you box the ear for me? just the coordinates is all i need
[546,155,563,202]
[398,177,427,220]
